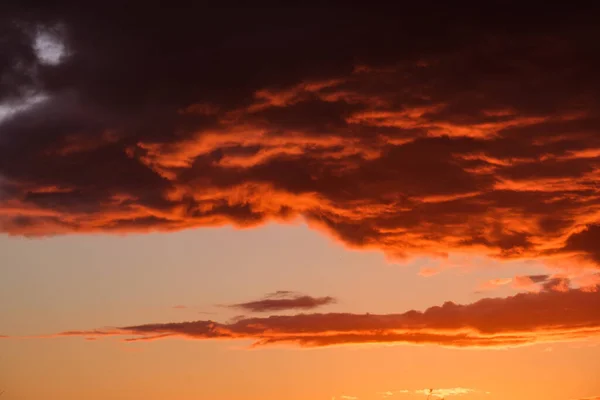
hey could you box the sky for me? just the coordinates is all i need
[1,4,600,400]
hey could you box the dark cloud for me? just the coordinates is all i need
[563,225,600,264]
[542,277,571,293]
[228,292,336,313]
[481,274,582,294]
[526,275,551,284]
[1,5,599,265]
[52,285,600,348]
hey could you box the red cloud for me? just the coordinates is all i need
[52,285,600,348]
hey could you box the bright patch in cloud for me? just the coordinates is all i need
[33,27,67,65]
[0,94,49,124]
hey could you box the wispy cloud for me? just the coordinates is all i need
[227,291,336,313]
[379,387,481,398]
[378,390,410,398]
[416,387,479,398]
[418,268,440,277]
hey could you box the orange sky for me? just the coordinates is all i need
[1,4,600,400]
[1,225,599,400]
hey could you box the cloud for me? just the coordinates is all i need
[542,277,571,293]
[379,388,482,399]
[563,225,600,264]
[32,24,68,66]
[415,388,477,398]
[49,285,600,348]
[418,267,440,277]
[379,390,411,398]
[514,274,551,286]
[227,291,336,312]
[478,274,549,293]
[479,274,581,293]
[1,5,600,267]
[480,273,600,294]
[478,278,513,291]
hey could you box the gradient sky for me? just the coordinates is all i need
[1,4,600,400]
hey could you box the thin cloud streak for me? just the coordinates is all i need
[415,387,479,398]
[227,292,336,312]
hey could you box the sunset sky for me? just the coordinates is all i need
[1,4,600,400]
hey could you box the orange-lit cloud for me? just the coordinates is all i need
[512,274,551,291]
[1,7,600,270]
[479,273,600,294]
[478,277,514,291]
[227,291,336,313]
[49,285,600,348]
[478,274,551,293]
[418,267,440,277]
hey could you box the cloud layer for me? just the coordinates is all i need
[1,5,599,266]
[54,285,600,348]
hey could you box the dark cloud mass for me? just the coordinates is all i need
[1,5,600,265]
[564,225,600,264]
[228,292,336,312]
[55,285,600,348]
